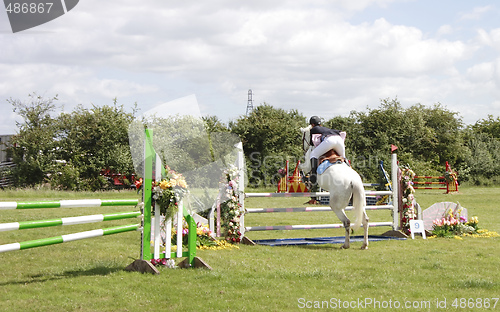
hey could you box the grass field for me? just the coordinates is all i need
[0,186,499,311]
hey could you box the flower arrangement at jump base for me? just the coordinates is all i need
[171,222,216,248]
[219,164,243,243]
[170,222,239,250]
[431,209,499,238]
[150,258,176,268]
[136,166,189,220]
[432,207,476,237]
[400,166,416,234]
[135,166,188,219]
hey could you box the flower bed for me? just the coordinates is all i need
[431,208,499,238]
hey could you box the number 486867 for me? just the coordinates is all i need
[452,298,498,309]
[6,2,54,14]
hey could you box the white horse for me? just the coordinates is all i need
[300,126,369,249]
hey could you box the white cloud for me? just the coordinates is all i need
[437,25,453,37]
[459,5,494,21]
[466,62,495,83]
[1,0,500,135]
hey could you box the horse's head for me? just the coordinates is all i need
[300,125,312,152]
[299,125,313,173]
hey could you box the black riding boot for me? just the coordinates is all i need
[310,158,319,184]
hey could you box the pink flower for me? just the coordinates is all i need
[433,219,443,227]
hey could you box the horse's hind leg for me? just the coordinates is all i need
[361,211,369,250]
[333,209,350,249]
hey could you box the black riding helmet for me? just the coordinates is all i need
[309,116,321,126]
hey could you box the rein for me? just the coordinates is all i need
[302,131,311,152]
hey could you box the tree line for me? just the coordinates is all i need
[5,94,500,190]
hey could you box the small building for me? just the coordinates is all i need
[0,135,14,163]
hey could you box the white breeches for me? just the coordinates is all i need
[310,135,345,160]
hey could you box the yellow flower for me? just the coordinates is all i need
[159,180,170,190]
[454,236,463,240]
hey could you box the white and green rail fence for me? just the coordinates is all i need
[0,129,204,273]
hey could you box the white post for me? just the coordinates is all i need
[176,201,183,258]
[165,218,172,258]
[391,153,399,230]
[236,142,245,236]
[153,154,161,259]
[208,202,215,237]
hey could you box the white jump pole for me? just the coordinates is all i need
[176,202,183,258]
[153,154,162,259]
[236,142,245,237]
[391,153,399,230]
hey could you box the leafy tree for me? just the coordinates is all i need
[203,115,230,133]
[416,103,464,166]
[324,99,464,181]
[230,104,307,187]
[471,115,500,139]
[460,130,500,184]
[8,93,59,185]
[459,116,500,184]
[9,95,136,190]
[54,101,135,190]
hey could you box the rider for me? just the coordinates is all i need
[308,116,346,184]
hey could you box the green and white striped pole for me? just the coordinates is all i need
[142,128,154,260]
[0,224,140,253]
[0,211,141,232]
[0,199,139,210]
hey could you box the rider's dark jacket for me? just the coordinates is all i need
[310,125,341,142]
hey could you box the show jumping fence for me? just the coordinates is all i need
[413,161,458,193]
[0,199,141,253]
[0,129,202,272]
[239,154,400,236]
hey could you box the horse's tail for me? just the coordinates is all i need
[351,178,366,231]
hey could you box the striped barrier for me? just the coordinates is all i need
[0,199,141,253]
[239,153,400,236]
[245,222,394,232]
[0,211,141,232]
[412,176,446,190]
[245,190,393,198]
[0,199,139,210]
[0,224,139,253]
[246,205,393,214]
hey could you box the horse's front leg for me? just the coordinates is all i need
[333,209,350,249]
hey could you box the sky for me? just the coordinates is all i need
[1,0,500,135]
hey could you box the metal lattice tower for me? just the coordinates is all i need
[246,89,254,115]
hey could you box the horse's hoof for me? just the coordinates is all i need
[360,245,368,250]
[341,245,350,249]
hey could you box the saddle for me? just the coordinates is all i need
[318,149,345,165]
